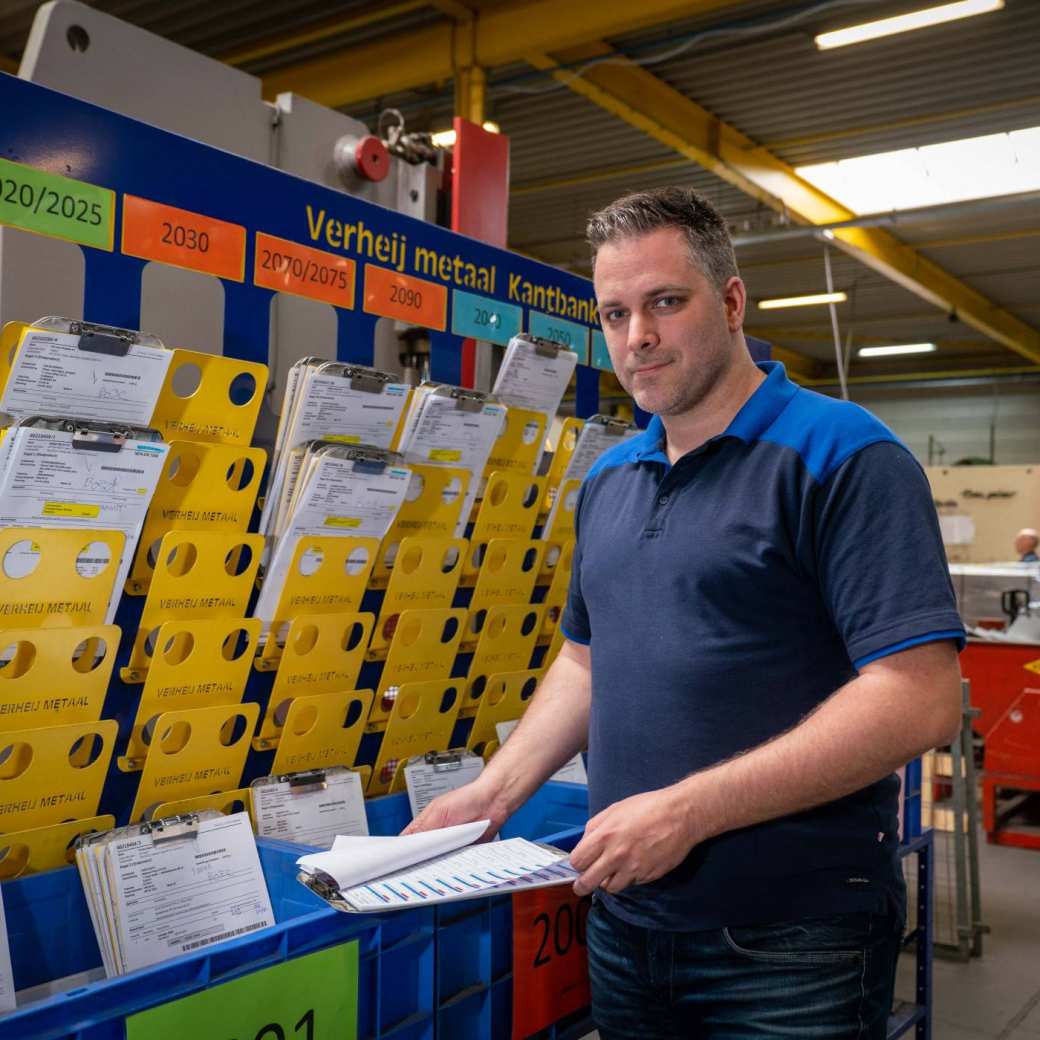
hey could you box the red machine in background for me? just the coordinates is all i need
[960,642,1040,849]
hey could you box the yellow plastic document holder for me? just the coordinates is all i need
[129,701,260,822]
[264,536,377,642]
[150,348,267,446]
[254,612,374,750]
[368,537,466,659]
[128,441,266,594]
[371,607,468,730]
[0,718,117,831]
[257,608,373,680]
[466,539,546,617]
[466,472,545,562]
[0,624,118,731]
[0,321,30,395]
[370,465,469,588]
[539,539,575,642]
[119,617,261,771]
[125,530,264,677]
[268,689,374,774]
[466,669,542,759]
[483,407,546,479]
[152,788,253,826]
[0,814,116,879]
[0,528,125,629]
[543,478,581,544]
[541,418,583,517]
[462,605,544,718]
[368,678,463,797]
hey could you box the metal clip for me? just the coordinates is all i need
[449,387,492,413]
[590,414,631,437]
[424,750,463,772]
[522,334,567,358]
[71,425,130,453]
[288,769,328,793]
[70,320,136,357]
[147,813,201,843]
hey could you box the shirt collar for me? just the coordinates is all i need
[632,361,797,461]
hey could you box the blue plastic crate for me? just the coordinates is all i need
[0,781,590,1040]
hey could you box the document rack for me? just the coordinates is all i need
[462,605,545,719]
[466,670,543,759]
[269,689,374,775]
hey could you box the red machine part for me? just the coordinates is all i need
[353,135,390,182]
[960,642,1040,849]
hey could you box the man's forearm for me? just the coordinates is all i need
[677,642,962,842]
[480,640,591,817]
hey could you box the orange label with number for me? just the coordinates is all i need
[122,195,246,281]
[512,887,591,1038]
[363,264,446,330]
[253,232,356,308]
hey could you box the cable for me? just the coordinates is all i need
[823,242,848,401]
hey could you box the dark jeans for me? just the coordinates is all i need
[588,899,903,1039]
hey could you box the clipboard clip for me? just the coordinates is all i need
[69,321,136,358]
[424,750,463,772]
[448,387,494,414]
[146,813,201,843]
[19,416,162,452]
[321,363,394,395]
[288,769,328,793]
[520,333,569,358]
[588,414,631,437]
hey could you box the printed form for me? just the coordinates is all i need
[0,330,172,425]
[253,770,369,848]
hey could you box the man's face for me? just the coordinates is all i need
[593,227,746,417]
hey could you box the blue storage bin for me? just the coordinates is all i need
[0,781,589,1040]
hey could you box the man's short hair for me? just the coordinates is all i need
[586,186,739,293]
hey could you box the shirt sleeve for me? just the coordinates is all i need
[811,441,964,669]
[560,483,591,645]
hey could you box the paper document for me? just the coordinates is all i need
[297,820,576,912]
[0,420,168,621]
[0,328,172,425]
[497,720,587,785]
[404,752,485,817]
[493,335,578,430]
[252,769,368,848]
[561,417,638,485]
[75,812,273,977]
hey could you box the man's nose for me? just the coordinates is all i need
[627,313,660,353]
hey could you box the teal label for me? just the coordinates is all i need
[590,330,612,371]
[451,288,522,346]
[528,312,589,360]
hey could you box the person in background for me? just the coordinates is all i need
[405,187,964,1039]
[1015,527,1039,562]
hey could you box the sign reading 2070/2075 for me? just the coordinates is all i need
[0,157,114,250]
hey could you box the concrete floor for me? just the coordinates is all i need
[895,827,1040,1039]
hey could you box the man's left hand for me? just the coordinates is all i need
[569,783,706,896]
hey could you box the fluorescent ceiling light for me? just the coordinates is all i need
[857,343,938,358]
[430,121,501,149]
[758,291,847,310]
[796,125,1040,214]
[815,0,1003,50]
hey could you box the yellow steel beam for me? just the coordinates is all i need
[260,0,741,108]
[527,43,1040,364]
[765,345,818,381]
[455,65,487,124]
[0,54,18,74]
[802,364,1040,388]
[220,1,427,67]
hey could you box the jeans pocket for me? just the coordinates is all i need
[722,913,871,966]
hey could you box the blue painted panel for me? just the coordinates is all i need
[527,311,589,361]
[451,288,521,345]
[590,329,612,371]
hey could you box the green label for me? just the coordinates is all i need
[0,157,114,250]
[590,330,612,372]
[126,941,358,1040]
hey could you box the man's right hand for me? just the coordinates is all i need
[401,775,507,839]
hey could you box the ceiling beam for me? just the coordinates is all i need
[0,55,18,74]
[745,326,996,353]
[259,0,741,108]
[527,43,1040,365]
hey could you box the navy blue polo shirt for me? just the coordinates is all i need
[561,361,963,931]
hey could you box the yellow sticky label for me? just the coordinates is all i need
[42,501,100,519]
[429,448,463,462]
[324,434,362,444]
[1023,659,1040,675]
[324,516,362,528]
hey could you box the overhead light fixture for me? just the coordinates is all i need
[815,0,1003,50]
[796,125,1040,214]
[857,343,938,358]
[757,292,847,310]
[429,121,501,149]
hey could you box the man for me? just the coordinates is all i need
[406,187,964,1037]
[1014,527,1039,562]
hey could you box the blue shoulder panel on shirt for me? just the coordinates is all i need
[760,385,903,484]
